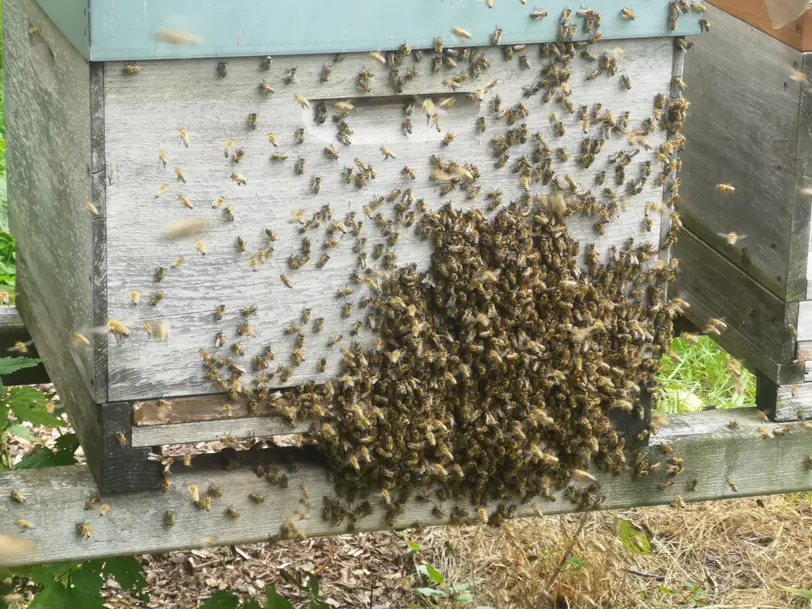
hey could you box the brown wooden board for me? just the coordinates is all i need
[680,5,807,301]
[0,408,809,567]
[709,0,812,51]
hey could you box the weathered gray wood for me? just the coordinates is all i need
[674,228,798,365]
[775,382,812,420]
[672,285,804,385]
[680,5,805,301]
[4,0,103,400]
[796,300,812,341]
[99,402,163,493]
[15,256,104,486]
[132,393,315,426]
[795,51,812,302]
[102,38,677,401]
[0,408,809,567]
[130,417,308,448]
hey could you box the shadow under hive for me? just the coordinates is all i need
[5,0,701,496]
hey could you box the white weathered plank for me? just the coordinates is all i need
[776,382,812,420]
[798,300,812,342]
[130,417,308,447]
[102,38,676,401]
[4,0,101,398]
[0,409,809,567]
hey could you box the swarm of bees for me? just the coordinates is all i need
[107,4,708,525]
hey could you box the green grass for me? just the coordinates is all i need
[654,336,757,413]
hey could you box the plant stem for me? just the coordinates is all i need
[546,511,590,591]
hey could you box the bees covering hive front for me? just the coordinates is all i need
[7,0,703,498]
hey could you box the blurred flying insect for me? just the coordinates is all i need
[715,183,735,195]
[451,27,472,39]
[295,94,310,109]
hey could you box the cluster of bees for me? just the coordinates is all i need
[102,3,716,527]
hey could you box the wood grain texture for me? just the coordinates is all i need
[4,0,101,399]
[132,393,310,426]
[130,417,308,448]
[789,51,812,303]
[674,228,799,365]
[103,39,676,401]
[0,408,809,567]
[99,402,163,494]
[15,256,104,486]
[709,0,812,51]
[680,5,805,300]
[672,285,804,385]
[775,382,812,420]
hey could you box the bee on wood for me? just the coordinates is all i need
[107,319,130,337]
[259,80,274,94]
[727,479,738,492]
[295,157,306,175]
[10,489,25,504]
[492,27,503,45]
[284,67,298,84]
[178,128,190,147]
[442,132,456,146]
[295,94,310,109]
[85,201,100,216]
[217,60,228,77]
[77,522,92,538]
[281,274,293,288]
[313,318,325,332]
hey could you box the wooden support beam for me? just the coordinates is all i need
[0,409,809,567]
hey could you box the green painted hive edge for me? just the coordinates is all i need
[41,0,703,61]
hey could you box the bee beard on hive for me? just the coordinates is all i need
[310,202,673,507]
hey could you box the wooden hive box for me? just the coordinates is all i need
[5,0,701,493]
[674,1,812,420]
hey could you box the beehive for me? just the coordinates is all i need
[5,0,701,493]
[675,2,812,420]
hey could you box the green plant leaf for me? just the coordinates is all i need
[304,573,320,597]
[8,423,35,441]
[0,357,40,376]
[266,585,295,609]
[16,447,58,469]
[66,562,105,609]
[55,433,79,453]
[407,540,421,554]
[782,587,812,600]
[415,587,447,597]
[309,602,329,609]
[618,519,651,555]
[455,592,473,603]
[102,556,147,599]
[279,569,302,589]
[422,563,445,585]
[201,590,240,609]
[241,600,263,609]
[28,582,70,609]
[8,387,61,427]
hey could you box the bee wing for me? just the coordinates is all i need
[6,340,34,352]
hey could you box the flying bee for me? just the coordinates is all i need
[715,183,735,195]
[295,94,310,109]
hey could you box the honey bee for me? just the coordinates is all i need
[73,331,91,346]
[284,67,298,84]
[621,74,632,89]
[16,519,35,529]
[115,431,127,446]
[295,94,310,109]
[321,63,334,82]
[77,522,92,538]
[295,157,306,175]
[98,504,111,517]
[178,129,190,146]
[313,318,325,332]
[231,172,247,185]
[259,80,274,94]
[621,7,635,19]
[163,511,175,526]
[216,60,228,77]
[530,9,548,19]
[369,51,386,65]
[442,132,456,146]
[451,26,472,39]
[151,291,164,306]
[10,489,25,504]
[715,183,735,195]
[281,274,293,288]
[727,478,738,492]
[85,201,100,216]
[106,319,130,337]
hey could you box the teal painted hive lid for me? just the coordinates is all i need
[35,0,703,62]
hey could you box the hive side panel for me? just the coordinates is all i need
[707,0,812,51]
[673,229,798,364]
[103,39,676,401]
[16,255,103,485]
[679,5,802,300]
[33,0,89,58]
[87,0,702,61]
[4,0,102,399]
